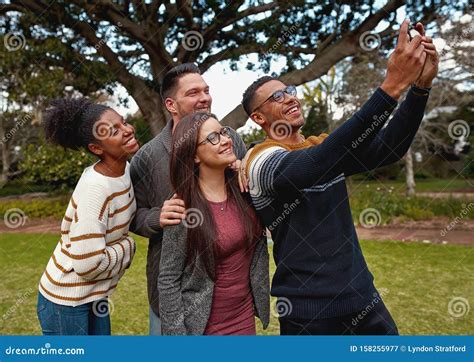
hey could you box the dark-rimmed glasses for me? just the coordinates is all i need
[198,126,231,146]
[252,85,297,113]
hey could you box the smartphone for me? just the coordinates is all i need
[408,25,421,40]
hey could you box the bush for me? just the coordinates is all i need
[0,180,57,197]
[238,126,266,147]
[461,150,474,178]
[19,143,96,189]
[350,186,472,225]
[128,115,154,146]
[0,196,69,220]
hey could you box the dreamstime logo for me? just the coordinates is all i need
[1,113,32,145]
[448,120,470,141]
[94,22,122,51]
[271,297,293,318]
[359,208,381,229]
[92,299,115,318]
[268,199,300,231]
[173,113,209,149]
[352,288,389,326]
[440,202,473,237]
[4,208,27,229]
[171,286,212,330]
[4,33,26,51]
[439,25,473,58]
[269,120,292,140]
[94,38,106,50]
[182,31,204,51]
[2,288,35,321]
[263,23,301,57]
[448,297,470,318]
[4,342,85,356]
[352,111,390,149]
[359,31,381,51]
[92,121,114,140]
[183,208,204,229]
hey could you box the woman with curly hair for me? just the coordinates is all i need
[37,98,139,335]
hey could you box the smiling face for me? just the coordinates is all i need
[165,73,212,120]
[250,80,304,135]
[194,117,236,169]
[88,109,139,160]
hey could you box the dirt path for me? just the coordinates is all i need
[0,218,61,234]
[1,217,472,246]
[356,226,473,246]
[358,217,473,245]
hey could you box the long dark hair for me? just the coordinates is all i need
[170,112,261,280]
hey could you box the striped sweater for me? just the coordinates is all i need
[39,162,136,306]
[246,86,430,319]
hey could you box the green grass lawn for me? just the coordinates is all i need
[0,233,472,335]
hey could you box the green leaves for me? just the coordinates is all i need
[19,143,95,188]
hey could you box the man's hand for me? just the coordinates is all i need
[239,148,255,193]
[413,23,439,88]
[381,19,427,100]
[230,156,251,193]
[159,193,186,228]
[229,159,244,192]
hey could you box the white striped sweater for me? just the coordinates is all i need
[39,162,136,306]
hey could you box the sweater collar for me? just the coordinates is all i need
[244,133,329,176]
[260,134,329,151]
[162,119,174,154]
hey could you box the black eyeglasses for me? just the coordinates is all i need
[198,127,231,146]
[252,85,297,113]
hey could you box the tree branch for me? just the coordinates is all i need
[0,4,24,13]
[200,44,262,72]
[221,0,406,129]
[204,1,277,39]
[73,0,173,81]
[177,0,193,28]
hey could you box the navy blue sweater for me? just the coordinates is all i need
[247,86,430,319]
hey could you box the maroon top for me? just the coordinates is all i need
[204,198,256,335]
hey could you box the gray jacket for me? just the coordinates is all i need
[158,223,270,335]
[129,120,247,316]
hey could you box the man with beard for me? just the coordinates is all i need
[130,63,246,335]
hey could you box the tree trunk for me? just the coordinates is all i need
[0,117,10,184]
[138,100,169,136]
[405,147,416,197]
[221,105,248,131]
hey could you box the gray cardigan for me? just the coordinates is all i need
[158,223,270,335]
[129,120,247,317]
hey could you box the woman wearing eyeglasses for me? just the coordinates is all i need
[157,112,270,335]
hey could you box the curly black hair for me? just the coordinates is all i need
[43,98,110,150]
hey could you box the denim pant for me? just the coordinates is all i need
[149,306,162,335]
[37,292,111,335]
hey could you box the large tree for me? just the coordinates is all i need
[0,13,116,183]
[336,13,473,194]
[0,1,466,135]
